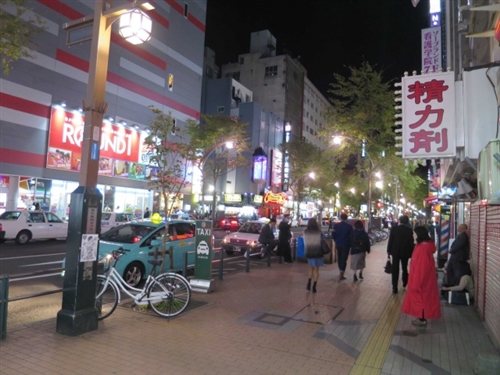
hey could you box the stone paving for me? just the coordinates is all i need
[1,241,498,375]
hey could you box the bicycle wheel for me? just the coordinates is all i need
[95,275,119,320]
[147,273,191,318]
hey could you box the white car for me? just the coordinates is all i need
[221,220,280,257]
[101,212,136,233]
[0,210,68,245]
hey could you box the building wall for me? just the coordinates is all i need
[0,0,206,191]
[303,77,330,149]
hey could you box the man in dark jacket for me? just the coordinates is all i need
[278,215,293,263]
[332,213,353,281]
[387,215,415,293]
[259,218,278,256]
[445,223,470,286]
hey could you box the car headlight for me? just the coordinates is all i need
[248,240,258,247]
[222,237,229,244]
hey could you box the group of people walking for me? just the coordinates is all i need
[261,212,472,328]
[303,213,371,293]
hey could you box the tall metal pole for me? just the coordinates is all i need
[57,0,110,336]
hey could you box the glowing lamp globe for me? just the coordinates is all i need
[119,9,152,45]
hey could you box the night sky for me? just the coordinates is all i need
[205,0,430,97]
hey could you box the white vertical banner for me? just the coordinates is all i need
[421,27,441,73]
[401,71,456,159]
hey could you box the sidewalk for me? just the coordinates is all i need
[1,242,499,375]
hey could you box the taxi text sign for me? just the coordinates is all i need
[194,220,213,280]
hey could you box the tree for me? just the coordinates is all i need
[143,108,195,262]
[186,115,250,223]
[322,61,426,220]
[0,0,45,74]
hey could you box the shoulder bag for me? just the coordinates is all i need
[321,238,331,255]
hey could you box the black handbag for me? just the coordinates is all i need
[321,239,331,254]
[384,257,392,274]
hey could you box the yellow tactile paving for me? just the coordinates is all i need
[349,293,404,375]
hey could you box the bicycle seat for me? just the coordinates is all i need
[148,259,163,266]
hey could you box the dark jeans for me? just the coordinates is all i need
[336,244,349,273]
[391,255,409,290]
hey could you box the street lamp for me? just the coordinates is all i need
[57,0,154,336]
[197,141,234,223]
[332,135,378,229]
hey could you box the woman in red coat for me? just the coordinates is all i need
[402,226,441,327]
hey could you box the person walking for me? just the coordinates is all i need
[402,226,441,327]
[304,218,324,293]
[332,213,353,281]
[350,220,371,282]
[445,223,470,286]
[258,218,278,256]
[278,215,293,264]
[143,207,151,219]
[387,215,415,294]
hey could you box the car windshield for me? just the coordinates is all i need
[0,211,22,220]
[100,224,158,243]
[239,222,262,234]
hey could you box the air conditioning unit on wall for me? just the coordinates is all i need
[477,139,500,204]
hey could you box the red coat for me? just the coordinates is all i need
[402,241,441,320]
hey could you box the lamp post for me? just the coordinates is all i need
[332,135,378,229]
[197,141,234,224]
[57,0,153,336]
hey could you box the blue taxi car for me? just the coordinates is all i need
[97,220,196,287]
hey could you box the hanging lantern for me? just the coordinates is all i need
[119,9,152,45]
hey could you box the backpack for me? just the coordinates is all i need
[352,238,364,252]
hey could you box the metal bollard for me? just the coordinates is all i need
[218,248,224,280]
[245,250,250,273]
[0,275,9,340]
[183,251,189,277]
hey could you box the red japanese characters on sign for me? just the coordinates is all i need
[402,72,456,159]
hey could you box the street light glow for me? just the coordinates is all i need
[119,9,152,45]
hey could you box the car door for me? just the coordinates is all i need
[171,222,196,267]
[27,212,48,239]
[45,212,68,238]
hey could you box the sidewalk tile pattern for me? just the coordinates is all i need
[1,242,499,375]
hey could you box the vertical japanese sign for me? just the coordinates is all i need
[402,71,456,159]
[421,27,441,73]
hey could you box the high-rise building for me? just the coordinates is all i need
[0,0,207,217]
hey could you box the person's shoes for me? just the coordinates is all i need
[393,288,398,294]
[359,273,364,280]
[312,282,317,293]
[339,273,346,281]
[353,274,358,282]
[412,319,427,327]
[284,261,292,264]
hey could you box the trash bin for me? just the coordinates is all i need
[296,236,306,261]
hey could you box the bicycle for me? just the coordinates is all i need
[95,247,191,320]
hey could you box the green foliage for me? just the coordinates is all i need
[322,61,426,209]
[0,0,45,74]
[144,108,195,219]
[186,115,251,219]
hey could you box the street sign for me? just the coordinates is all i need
[190,220,213,293]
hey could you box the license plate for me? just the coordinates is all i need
[234,246,241,252]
